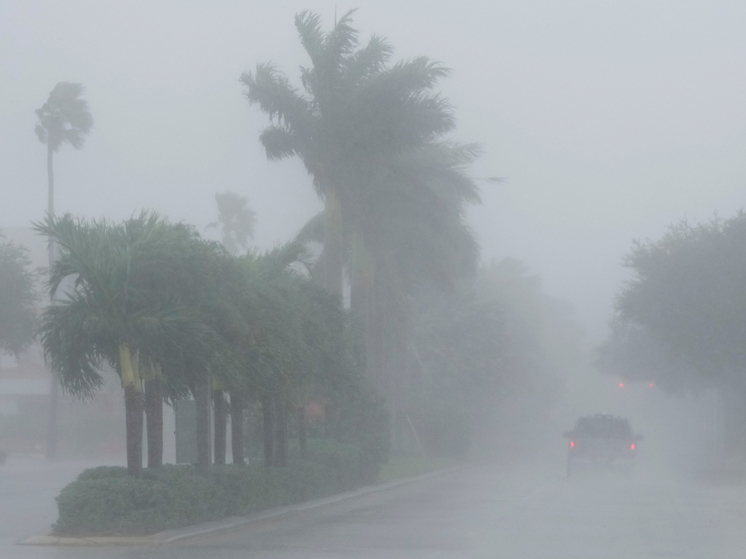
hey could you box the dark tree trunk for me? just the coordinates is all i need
[213,390,226,465]
[124,385,144,476]
[145,380,163,468]
[297,404,307,459]
[195,375,211,473]
[262,395,274,467]
[274,393,287,467]
[230,392,245,464]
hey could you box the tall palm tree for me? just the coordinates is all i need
[35,82,93,222]
[35,82,93,459]
[241,10,454,297]
[243,13,484,447]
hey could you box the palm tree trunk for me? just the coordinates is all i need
[195,374,211,473]
[45,380,59,460]
[145,379,163,468]
[323,190,344,297]
[124,385,144,476]
[230,391,245,464]
[47,144,54,216]
[297,404,307,459]
[45,143,59,461]
[274,393,287,467]
[213,390,226,465]
[120,344,143,476]
[262,395,274,467]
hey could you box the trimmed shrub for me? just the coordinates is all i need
[54,439,375,536]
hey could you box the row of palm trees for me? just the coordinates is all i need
[33,9,487,459]
[37,212,362,475]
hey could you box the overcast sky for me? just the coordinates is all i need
[3,0,746,342]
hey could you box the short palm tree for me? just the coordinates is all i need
[36,213,221,475]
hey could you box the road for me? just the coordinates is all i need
[5,456,746,558]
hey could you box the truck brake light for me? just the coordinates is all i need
[630,443,635,450]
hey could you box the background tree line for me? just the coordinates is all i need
[2,9,584,472]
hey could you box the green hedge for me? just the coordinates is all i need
[54,440,374,536]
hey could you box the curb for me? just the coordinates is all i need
[18,462,469,547]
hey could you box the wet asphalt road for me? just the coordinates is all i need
[7,455,746,559]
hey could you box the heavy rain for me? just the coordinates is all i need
[2,2,746,558]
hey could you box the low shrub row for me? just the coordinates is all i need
[54,439,374,536]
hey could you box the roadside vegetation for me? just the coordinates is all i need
[8,10,584,536]
[597,211,746,455]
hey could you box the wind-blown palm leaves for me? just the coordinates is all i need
[37,213,378,473]
[241,10,471,297]
[36,213,235,474]
[35,82,93,217]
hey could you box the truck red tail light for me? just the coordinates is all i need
[630,443,635,450]
[570,441,575,448]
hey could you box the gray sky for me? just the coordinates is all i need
[3,0,746,342]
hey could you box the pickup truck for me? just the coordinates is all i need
[563,414,642,476]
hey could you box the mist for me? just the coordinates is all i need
[2,1,746,557]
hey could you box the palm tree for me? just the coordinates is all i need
[35,82,93,460]
[206,191,257,255]
[35,82,94,219]
[36,213,224,475]
[243,13,484,449]
[241,10,454,297]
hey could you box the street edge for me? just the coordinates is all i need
[18,461,471,547]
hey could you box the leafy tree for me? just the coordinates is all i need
[408,259,577,457]
[610,213,746,391]
[206,191,257,255]
[0,237,37,355]
[602,212,746,451]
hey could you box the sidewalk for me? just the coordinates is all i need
[0,454,122,555]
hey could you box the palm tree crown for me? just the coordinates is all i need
[35,82,93,153]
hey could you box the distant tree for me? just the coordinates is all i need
[35,82,93,220]
[0,238,36,355]
[35,81,93,460]
[206,191,257,255]
[613,213,746,390]
[606,212,746,451]
[408,259,577,457]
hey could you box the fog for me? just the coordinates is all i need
[2,1,746,557]
[4,1,746,339]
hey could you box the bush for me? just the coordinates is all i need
[54,439,374,536]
